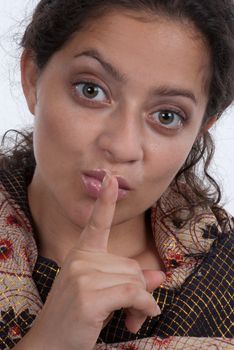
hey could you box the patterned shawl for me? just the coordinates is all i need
[0,168,233,349]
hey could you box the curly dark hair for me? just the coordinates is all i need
[1,0,234,212]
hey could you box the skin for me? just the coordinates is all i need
[17,10,215,350]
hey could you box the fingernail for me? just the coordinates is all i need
[160,271,166,281]
[155,304,161,316]
[132,323,143,334]
[102,173,111,188]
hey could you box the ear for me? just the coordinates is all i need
[202,115,217,132]
[21,50,40,115]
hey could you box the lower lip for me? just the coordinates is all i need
[81,174,129,200]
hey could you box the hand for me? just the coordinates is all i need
[19,174,165,350]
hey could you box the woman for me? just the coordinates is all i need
[0,0,233,349]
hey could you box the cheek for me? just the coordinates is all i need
[147,135,197,183]
[33,99,94,160]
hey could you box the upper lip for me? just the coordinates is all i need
[83,170,131,190]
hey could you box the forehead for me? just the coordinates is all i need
[51,11,211,98]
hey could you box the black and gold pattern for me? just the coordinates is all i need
[0,166,233,350]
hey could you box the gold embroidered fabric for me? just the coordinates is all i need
[0,168,233,349]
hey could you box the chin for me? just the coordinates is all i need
[66,200,95,229]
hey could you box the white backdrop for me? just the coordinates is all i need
[0,0,234,215]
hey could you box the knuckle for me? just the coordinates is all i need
[123,283,139,297]
[88,222,110,236]
[64,259,89,283]
[87,217,102,232]
[61,260,79,284]
[66,259,83,278]
[87,221,99,232]
[74,273,89,291]
[128,259,141,275]
[128,274,143,287]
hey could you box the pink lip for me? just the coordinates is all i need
[81,170,131,200]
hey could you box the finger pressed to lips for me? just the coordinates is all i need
[78,174,118,252]
[60,171,164,336]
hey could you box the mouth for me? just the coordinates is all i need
[81,169,131,200]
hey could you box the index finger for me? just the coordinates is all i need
[78,173,118,252]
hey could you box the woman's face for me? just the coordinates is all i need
[24,11,212,229]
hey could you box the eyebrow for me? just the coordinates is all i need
[74,49,198,105]
[74,49,126,82]
[153,86,198,105]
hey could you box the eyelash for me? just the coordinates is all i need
[72,80,110,105]
[148,109,186,130]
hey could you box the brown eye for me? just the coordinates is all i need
[75,82,107,102]
[82,84,99,98]
[159,111,176,125]
[149,110,184,129]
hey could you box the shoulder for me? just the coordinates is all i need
[0,168,37,264]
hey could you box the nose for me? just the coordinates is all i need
[97,107,144,164]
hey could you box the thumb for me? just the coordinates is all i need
[142,270,166,292]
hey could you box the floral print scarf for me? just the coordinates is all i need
[0,168,233,349]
